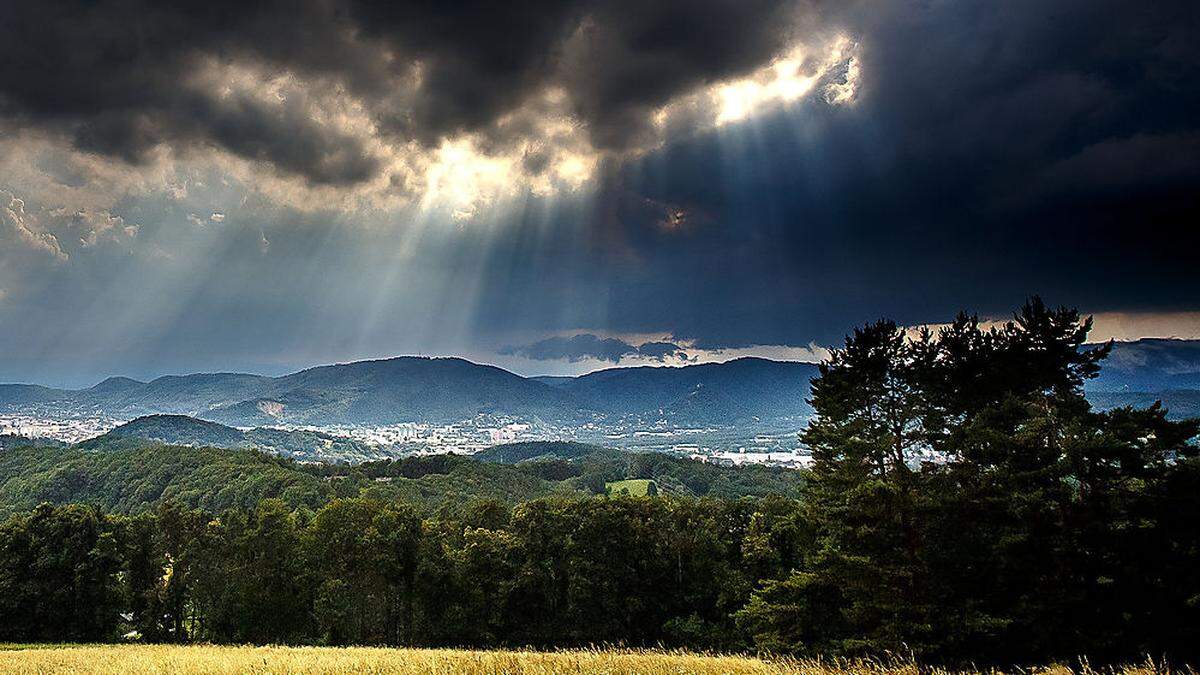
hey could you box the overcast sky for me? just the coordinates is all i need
[1,0,1198,387]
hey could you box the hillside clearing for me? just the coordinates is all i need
[606,478,657,496]
[0,645,1168,674]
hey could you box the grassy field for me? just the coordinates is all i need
[0,645,1171,675]
[606,478,656,496]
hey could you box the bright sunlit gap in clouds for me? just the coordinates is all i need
[714,37,858,125]
[412,34,858,223]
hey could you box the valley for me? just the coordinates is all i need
[2,338,1198,468]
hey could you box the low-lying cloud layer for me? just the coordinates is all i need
[503,334,692,364]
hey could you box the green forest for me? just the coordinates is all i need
[1,300,1197,666]
[0,441,802,518]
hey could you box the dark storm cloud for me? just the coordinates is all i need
[344,1,587,143]
[0,0,388,184]
[561,0,801,149]
[644,0,1199,339]
[465,0,1200,350]
[74,90,381,185]
[0,0,803,183]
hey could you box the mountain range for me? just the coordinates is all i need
[1,338,1199,428]
[0,356,817,427]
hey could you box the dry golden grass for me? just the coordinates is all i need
[0,644,1173,675]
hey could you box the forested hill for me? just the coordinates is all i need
[82,414,244,448]
[0,441,803,518]
[537,358,817,423]
[78,414,385,462]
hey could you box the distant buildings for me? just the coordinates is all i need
[1,408,814,469]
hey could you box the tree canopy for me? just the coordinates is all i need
[737,299,1200,664]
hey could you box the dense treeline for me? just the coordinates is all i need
[0,443,802,519]
[0,496,804,649]
[343,446,804,502]
[1,299,1197,665]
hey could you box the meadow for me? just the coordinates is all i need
[605,478,657,496]
[0,645,1172,675]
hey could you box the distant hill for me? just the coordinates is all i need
[0,384,66,405]
[77,414,384,462]
[81,414,245,449]
[232,357,577,425]
[85,376,146,396]
[551,358,818,423]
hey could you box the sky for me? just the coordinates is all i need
[1,0,1198,387]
